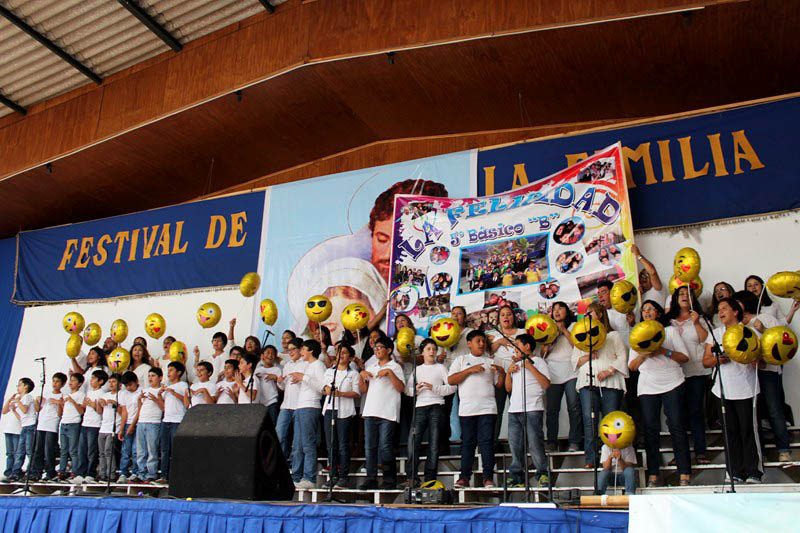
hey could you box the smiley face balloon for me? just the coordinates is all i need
[429,317,461,348]
[144,313,166,340]
[629,320,666,354]
[63,312,85,334]
[767,271,800,300]
[169,341,187,362]
[760,326,798,366]
[239,272,261,298]
[197,302,222,329]
[599,411,636,449]
[396,327,417,357]
[571,316,606,352]
[260,298,278,326]
[83,323,102,346]
[524,314,558,345]
[668,274,703,298]
[305,295,332,323]
[722,324,760,364]
[107,347,131,373]
[110,319,128,343]
[673,247,701,282]
[66,333,83,359]
[610,279,638,314]
[341,303,370,332]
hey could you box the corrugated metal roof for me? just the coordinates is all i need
[0,0,279,118]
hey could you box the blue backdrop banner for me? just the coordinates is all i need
[477,96,800,230]
[0,238,24,398]
[13,192,265,303]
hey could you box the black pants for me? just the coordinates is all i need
[640,384,691,476]
[30,430,59,479]
[722,397,762,480]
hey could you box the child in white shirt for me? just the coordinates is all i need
[136,367,164,482]
[97,374,123,482]
[190,362,217,406]
[158,362,189,483]
[118,371,143,482]
[31,372,66,481]
[8,377,36,481]
[598,444,637,494]
[404,338,456,486]
[256,346,282,424]
[73,370,107,483]
[235,353,261,405]
[505,333,550,487]
[215,359,239,405]
[58,373,85,480]
[321,344,361,488]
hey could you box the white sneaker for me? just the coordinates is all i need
[84,476,96,483]
[745,476,762,484]
[296,479,315,490]
[117,475,128,484]
[779,451,792,462]
[71,476,84,485]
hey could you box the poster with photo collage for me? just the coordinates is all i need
[387,144,636,335]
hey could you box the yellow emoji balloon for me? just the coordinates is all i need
[83,323,102,346]
[66,333,83,359]
[239,272,261,298]
[169,341,187,362]
[722,324,760,364]
[107,347,131,373]
[110,319,128,343]
[197,302,222,329]
[63,312,85,334]
[396,327,417,357]
[341,303,370,332]
[760,326,798,366]
[260,298,278,326]
[610,279,638,314]
[767,271,800,300]
[305,295,332,323]
[524,314,558,345]
[429,317,461,348]
[668,274,703,298]
[629,320,666,354]
[673,247,701,282]
[571,316,606,352]
[599,411,636,449]
[144,313,166,340]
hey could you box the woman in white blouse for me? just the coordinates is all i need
[629,300,692,487]
[542,302,582,452]
[744,274,799,325]
[572,303,629,468]
[702,297,762,484]
[488,305,525,438]
[664,286,711,465]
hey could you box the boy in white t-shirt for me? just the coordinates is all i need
[505,334,551,488]
[8,377,36,481]
[287,340,326,490]
[256,345,282,424]
[276,337,305,461]
[97,373,123,482]
[1,387,23,480]
[58,373,85,480]
[192,331,231,384]
[190,362,217,407]
[158,362,189,483]
[448,330,506,489]
[117,371,143,482]
[321,344,361,489]
[73,370,107,483]
[215,359,239,405]
[358,337,406,490]
[235,353,261,405]
[598,443,637,495]
[136,367,165,482]
[30,372,66,481]
[404,338,456,487]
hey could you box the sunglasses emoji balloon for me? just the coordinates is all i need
[305,295,332,323]
[722,324,760,364]
[599,411,636,449]
[629,320,666,354]
[571,316,607,352]
[610,279,638,314]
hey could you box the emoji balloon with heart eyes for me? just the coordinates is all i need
[524,314,558,345]
[429,317,462,348]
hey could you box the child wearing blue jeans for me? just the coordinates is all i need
[597,443,637,495]
[117,371,142,482]
[7,378,35,481]
[58,373,85,480]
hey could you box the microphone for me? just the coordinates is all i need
[34,357,46,361]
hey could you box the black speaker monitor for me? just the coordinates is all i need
[169,404,294,501]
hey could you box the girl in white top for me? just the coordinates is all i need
[541,302,581,451]
[487,305,525,438]
[702,297,762,482]
[710,282,735,329]
[313,325,337,366]
[744,274,797,325]
[234,354,261,405]
[322,345,361,485]
[256,346,283,418]
[80,348,110,393]
[130,343,153,387]
[189,362,217,406]
[664,286,711,464]
[571,303,629,468]
[628,300,692,486]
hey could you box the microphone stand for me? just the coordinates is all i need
[404,343,419,503]
[703,316,736,493]
[491,325,536,503]
[106,384,120,494]
[587,314,598,494]
[325,349,344,503]
[24,357,46,494]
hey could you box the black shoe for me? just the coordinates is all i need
[358,479,379,491]
[322,478,338,489]
[334,478,349,489]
